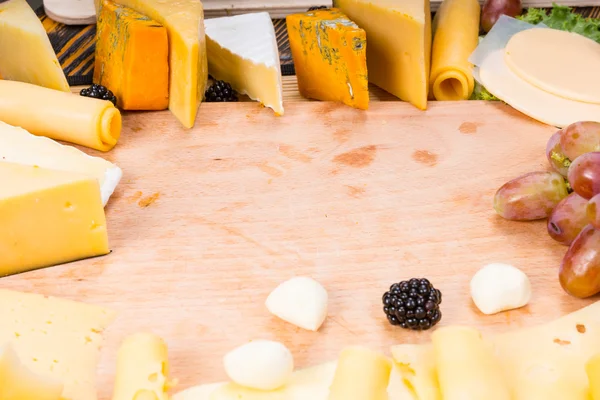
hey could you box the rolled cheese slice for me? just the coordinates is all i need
[112,333,175,400]
[432,326,510,400]
[0,121,121,206]
[429,0,480,100]
[0,80,121,152]
[587,353,600,400]
[505,28,600,105]
[328,346,392,400]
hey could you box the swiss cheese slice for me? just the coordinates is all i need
[477,50,600,127]
[204,12,284,115]
[505,28,600,105]
[0,0,70,92]
[0,121,122,206]
[333,0,432,110]
[101,0,208,128]
[0,289,116,400]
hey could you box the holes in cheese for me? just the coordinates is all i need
[286,8,369,110]
[0,80,121,151]
[430,0,480,101]
[94,0,169,111]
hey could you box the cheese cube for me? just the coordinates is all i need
[0,162,110,275]
[333,0,432,110]
[0,289,116,400]
[101,0,208,128]
[0,0,70,92]
[94,0,169,111]
[287,8,369,110]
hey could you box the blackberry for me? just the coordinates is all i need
[204,80,238,102]
[382,278,442,331]
[80,84,117,106]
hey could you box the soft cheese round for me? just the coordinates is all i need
[223,340,294,391]
[505,28,600,105]
[470,263,531,315]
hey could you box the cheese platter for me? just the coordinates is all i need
[1,0,600,399]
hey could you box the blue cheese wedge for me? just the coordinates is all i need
[0,121,122,206]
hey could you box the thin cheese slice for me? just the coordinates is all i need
[0,80,121,152]
[0,0,69,92]
[477,50,600,128]
[0,121,122,206]
[102,0,208,128]
[0,289,116,400]
[505,28,600,105]
[204,12,284,115]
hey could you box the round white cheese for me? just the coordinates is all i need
[505,28,600,105]
[265,276,328,331]
[223,340,294,391]
[470,263,532,315]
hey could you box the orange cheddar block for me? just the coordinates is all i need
[94,0,169,111]
[286,8,368,110]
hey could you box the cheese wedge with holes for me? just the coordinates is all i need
[0,289,116,400]
[286,8,368,109]
[0,0,70,92]
[0,162,110,275]
[0,343,64,400]
[0,121,122,206]
[333,0,432,110]
[204,12,284,115]
[100,0,208,128]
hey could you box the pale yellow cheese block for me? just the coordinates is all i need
[112,333,174,400]
[429,0,480,100]
[392,300,600,399]
[505,28,600,105]
[0,289,116,400]
[0,162,110,275]
[586,354,600,400]
[0,343,63,400]
[0,0,69,92]
[0,80,121,152]
[100,0,208,129]
[333,0,432,110]
[477,50,600,127]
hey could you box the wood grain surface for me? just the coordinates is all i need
[1,96,595,398]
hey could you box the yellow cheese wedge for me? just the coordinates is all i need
[432,326,510,400]
[429,0,480,100]
[102,0,208,128]
[112,333,174,400]
[286,8,369,110]
[0,343,63,400]
[0,289,116,400]
[390,344,440,400]
[333,0,432,110]
[586,353,600,400]
[0,80,121,151]
[328,346,392,400]
[204,12,284,115]
[0,162,110,274]
[505,28,600,105]
[0,121,122,206]
[0,0,69,92]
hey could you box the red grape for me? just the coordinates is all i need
[546,131,570,177]
[559,121,600,161]
[559,225,600,298]
[587,194,600,229]
[494,171,569,221]
[568,152,600,200]
[547,192,589,245]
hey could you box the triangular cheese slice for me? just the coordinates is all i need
[204,12,284,115]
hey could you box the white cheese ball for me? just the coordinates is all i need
[265,277,328,331]
[470,263,532,315]
[223,340,294,390]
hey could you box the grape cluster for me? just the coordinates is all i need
[494,121,600,299]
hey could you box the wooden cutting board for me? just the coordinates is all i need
[1,95,595,398]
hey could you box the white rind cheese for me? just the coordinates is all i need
[0,121,122,206]
[204,12,284,115]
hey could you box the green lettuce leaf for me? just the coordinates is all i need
[518,4,600,43]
